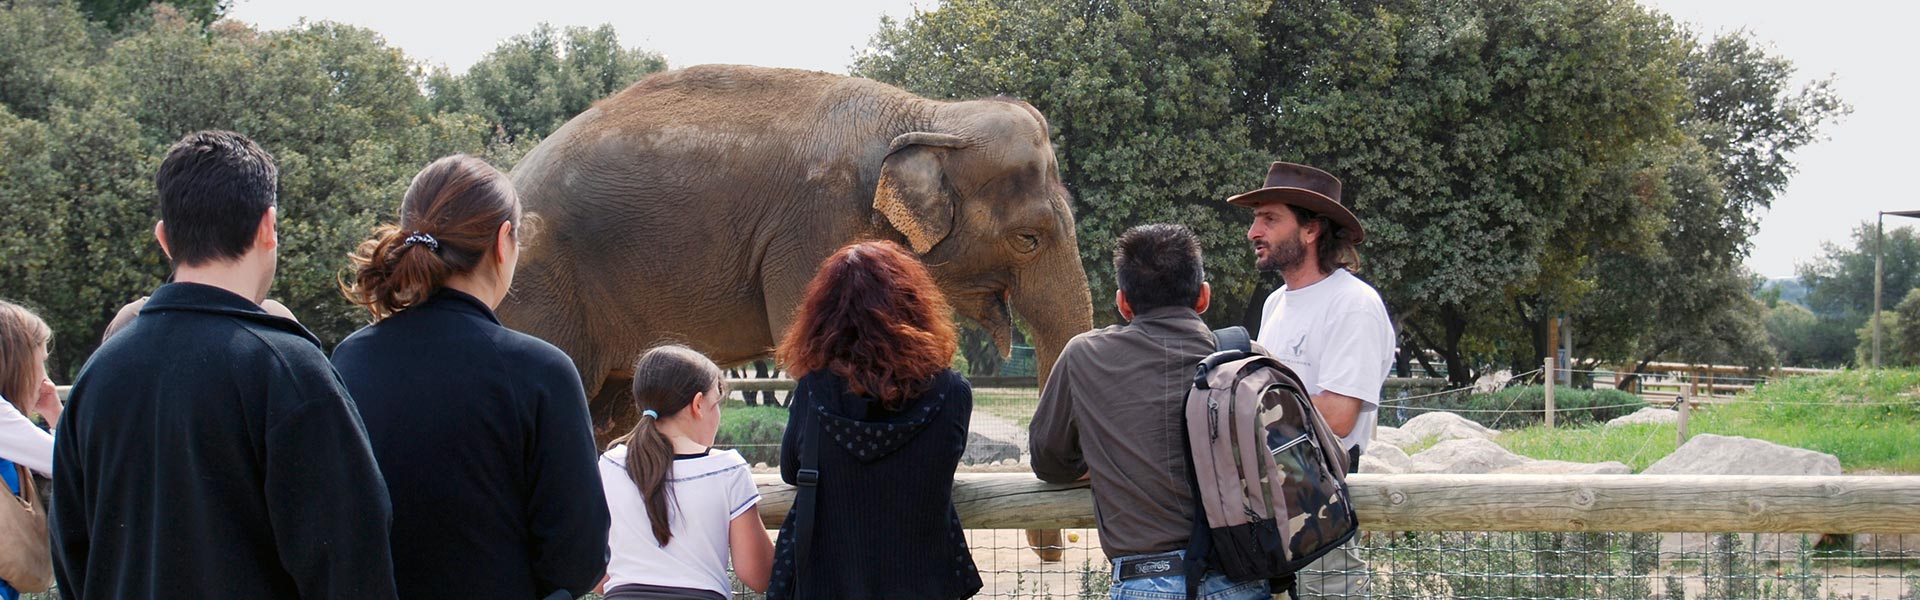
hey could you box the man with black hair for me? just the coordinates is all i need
[1233,162,1393,599]
[51,131,399,599]
[1030,224,1273,599]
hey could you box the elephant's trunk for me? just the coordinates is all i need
[1010,217,1095,390]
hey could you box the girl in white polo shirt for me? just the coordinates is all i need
[599,345,773,600]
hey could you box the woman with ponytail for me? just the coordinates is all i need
[331,155,610,600]
[597,345,772,600]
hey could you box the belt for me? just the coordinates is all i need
[1114,550,1185,581]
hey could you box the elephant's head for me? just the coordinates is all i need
[872,98,1094,385]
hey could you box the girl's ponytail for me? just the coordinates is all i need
[626,407,677,546]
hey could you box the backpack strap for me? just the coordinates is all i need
[1180,327,1250,600]
[1212,326,1253,354]
[792,391,823,594]
[1194,326,1256,390]
[1180,408,1212,600]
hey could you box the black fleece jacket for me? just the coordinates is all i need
[331,289,610,600]
[50,282,399,599]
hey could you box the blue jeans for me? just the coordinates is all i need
[1109,552,1271,600]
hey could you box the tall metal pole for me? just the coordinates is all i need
[1874,212,1885,368]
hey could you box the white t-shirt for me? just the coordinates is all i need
[600,445,761,597]
[1256,268,1395,454]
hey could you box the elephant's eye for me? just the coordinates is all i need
[1013,231,1041,254]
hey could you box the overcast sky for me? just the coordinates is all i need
[227,0,1914,280]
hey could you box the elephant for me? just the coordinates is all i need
[496,65,1095,454]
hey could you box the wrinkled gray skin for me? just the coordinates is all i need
[498,65,1095,445]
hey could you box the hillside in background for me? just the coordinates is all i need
[1764,277,1809,307]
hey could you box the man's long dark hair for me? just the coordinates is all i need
[1289,205,1362,274]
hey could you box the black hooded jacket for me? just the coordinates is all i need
[768,369,982,600]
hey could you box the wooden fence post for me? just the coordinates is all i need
[1544,357,1556,428]
[1677,395,1691,446]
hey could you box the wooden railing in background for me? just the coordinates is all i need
[752,472,1920,534]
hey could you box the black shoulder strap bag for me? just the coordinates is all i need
[791,390,824,598]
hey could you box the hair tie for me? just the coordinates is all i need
[402,232,440,252]
[641,409,659,419]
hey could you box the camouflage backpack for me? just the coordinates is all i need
[1177,326,1358,598]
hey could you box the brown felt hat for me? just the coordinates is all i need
[1226,162,1366,243]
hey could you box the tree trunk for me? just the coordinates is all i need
[1418,307,1474,387]
[1512,295,1551,377]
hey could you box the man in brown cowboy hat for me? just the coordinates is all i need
[1231,161,1393,599]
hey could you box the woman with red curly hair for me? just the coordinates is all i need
[766,240,982,600]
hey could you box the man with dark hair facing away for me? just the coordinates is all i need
[1234,162,1394,599]
[50,131,399,599]
[1030,224,1275,599]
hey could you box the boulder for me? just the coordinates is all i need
[963,432,1023,466]
[1372,426,1419,451]
[1606,407,1679,428]
[1492,460,1632,475]
[1642,434,1841,476]
[1359,444,1414,474]
[1407,438,1528,474]
[1399,411,1498,444]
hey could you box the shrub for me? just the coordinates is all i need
[716,404,787,467]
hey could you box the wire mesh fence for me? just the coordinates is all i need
[714,529,1919,599]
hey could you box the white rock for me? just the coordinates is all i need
[1492,460,1632,475]
[1606,407,1679,428]
[1359,444,1414,474]
[1407,438,1528,474]
[1399,411,1498,444]
[1642,434,1842,476]
[1372,426,1419,450]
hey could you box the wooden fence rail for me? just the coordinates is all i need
[727,377,1450,394]
[753,473,1920,534]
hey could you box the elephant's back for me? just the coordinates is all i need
[514,65,907,211]
[595,65,913,131]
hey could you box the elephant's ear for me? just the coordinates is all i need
[876,132,969,254]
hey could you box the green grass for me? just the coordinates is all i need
[973,388,1040,429]
[1495,369,1920,473]
[715,403,790,466]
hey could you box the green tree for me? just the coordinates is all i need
[79,0,226,31]
[1574,30,1843,375]
[1762,301,1857,367]
[1847,288,1920,368]
[0,0,98,120]
[1,5,670,378]
[429,23,666,142]
[1853,310,1903,367]
[0,5,503,377]
[1891,288,1920,367]
[1801,223,1920,321]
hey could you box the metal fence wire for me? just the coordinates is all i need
[714,530,1917,599]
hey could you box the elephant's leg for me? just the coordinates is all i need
[753,360,776,405]
[590,374,639,451]
[1026,529,1064,562]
